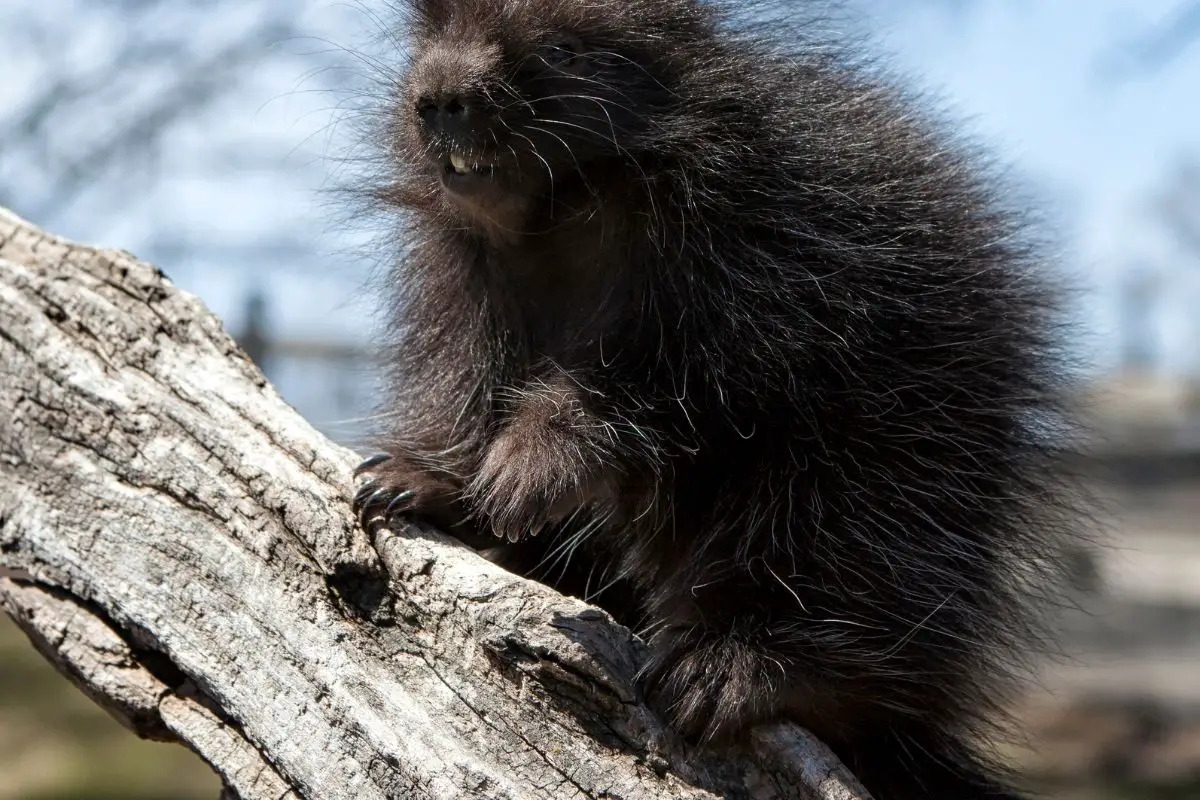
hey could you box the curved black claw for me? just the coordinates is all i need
[350,453,438,533]
[352,477,380,511]
[357,487,396,528]
[354,452,393,477]
[350,481,425,533]
[384,490,417,517]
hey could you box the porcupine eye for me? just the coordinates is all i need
[535,34,584,70]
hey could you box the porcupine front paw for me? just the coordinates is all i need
[467,425,612,543]
[351,452,461,533]
[639,625,789,744]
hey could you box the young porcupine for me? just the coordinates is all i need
[349,1,1086,797]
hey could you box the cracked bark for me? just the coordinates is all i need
[0,206,871,800]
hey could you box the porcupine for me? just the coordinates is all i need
[349,1,1087,797]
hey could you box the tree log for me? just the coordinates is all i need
[0,206,870,800]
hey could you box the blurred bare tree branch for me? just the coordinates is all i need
[0,0,375,276]
[1095,0,1200,82]
[1155,157,1200,258]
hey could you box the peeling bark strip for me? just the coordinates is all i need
[0,206,870,800]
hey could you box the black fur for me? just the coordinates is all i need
[350,2,1087,797]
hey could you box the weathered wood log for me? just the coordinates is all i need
[0,206,871,800]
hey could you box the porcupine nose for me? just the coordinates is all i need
[416,92,475,136]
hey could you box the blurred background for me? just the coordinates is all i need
[1,0,1198,798]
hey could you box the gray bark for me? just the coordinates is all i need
[0,206,871,800]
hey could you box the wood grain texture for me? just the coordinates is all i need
[0,206,870,800]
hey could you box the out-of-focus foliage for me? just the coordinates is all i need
[0,614,219,800]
